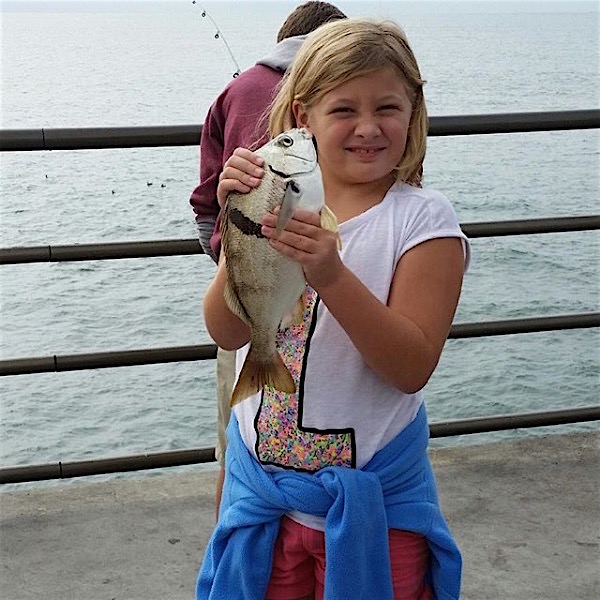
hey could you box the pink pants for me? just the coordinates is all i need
[265,516,433,600]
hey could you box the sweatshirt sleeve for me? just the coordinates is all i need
[189,99,226,263]
[189,66,280,262]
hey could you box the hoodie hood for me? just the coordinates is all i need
[255,35,307,73]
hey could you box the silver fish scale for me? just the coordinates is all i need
[222,167,306,352]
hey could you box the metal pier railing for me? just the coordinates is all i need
[2,109,598,151]
[1,109,599,484]
[1,215,598,265]
[1,406,598,485]
[0,313,599,377]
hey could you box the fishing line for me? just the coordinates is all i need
[192,1,241,78]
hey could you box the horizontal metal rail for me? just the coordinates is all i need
[0,124,201,152]
[0,447,217,485]
[1,406,598,484]
[1,110,598,151]
[1,215,598,265]
[0,344,217,376]
[461,215,600,238]
[429,109,600,136]
[1,313,598,376]
[448,313,600,338]
[0,238,206,265]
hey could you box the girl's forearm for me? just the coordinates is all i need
[316,267,441,394]
[203,261,250,350]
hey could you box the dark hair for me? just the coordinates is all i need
[277,1,346,43]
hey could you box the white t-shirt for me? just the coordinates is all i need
[233,183,470,527]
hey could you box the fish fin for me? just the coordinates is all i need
[230,349,296,407]
[320,205,342,250]
[224,280,249,324]
[276,179,301,235]
[280,292,306,329]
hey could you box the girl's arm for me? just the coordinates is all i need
[261,209,465,394]
[318,237,464,393]
[203,256,250,351]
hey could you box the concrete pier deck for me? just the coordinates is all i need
[1,432,598,600]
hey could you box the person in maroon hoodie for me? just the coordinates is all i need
[190,1,346,516]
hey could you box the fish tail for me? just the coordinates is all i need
[230,348,296,407]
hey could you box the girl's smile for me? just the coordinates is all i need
[346,145,387,161]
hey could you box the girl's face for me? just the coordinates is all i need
[293,68,413,192]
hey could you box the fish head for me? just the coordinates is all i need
[258,128,318,178]
[256,128,326,234]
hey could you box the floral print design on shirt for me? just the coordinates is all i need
[255,286,355,472]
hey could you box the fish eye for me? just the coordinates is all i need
[278,135,294,148]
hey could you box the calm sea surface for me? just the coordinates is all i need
[1,1,598,486]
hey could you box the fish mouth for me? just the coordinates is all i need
[269,158,315,179]
[269,165,290,179]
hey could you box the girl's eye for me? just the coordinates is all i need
[379,105,401,112]
[330,107,352,114]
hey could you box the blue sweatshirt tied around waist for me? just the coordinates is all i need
[196,404,462,600]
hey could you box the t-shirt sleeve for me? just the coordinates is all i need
[397,189,471,271]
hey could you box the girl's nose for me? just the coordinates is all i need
[354,116,382,138]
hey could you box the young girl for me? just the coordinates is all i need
[198,18,470,600]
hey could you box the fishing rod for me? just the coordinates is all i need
[192,1,242,78]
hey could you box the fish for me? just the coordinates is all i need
[221,128,339,407]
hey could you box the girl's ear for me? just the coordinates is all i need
[292,100,310,131]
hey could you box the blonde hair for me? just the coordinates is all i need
[269,18,427,186]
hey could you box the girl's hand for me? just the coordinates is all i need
[217,148,265,207]
[261,208,344,290]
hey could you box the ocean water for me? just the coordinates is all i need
[1,1,598,484]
